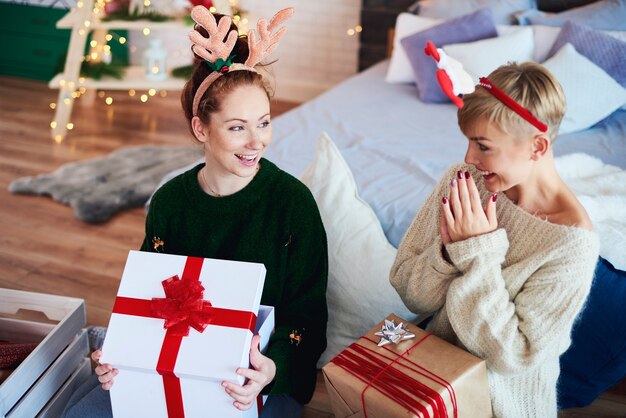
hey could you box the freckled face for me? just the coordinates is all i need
[201,85,272,179]
[463,118,534,192]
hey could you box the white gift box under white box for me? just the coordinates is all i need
[101,250,275,418]
[0,289,86,417]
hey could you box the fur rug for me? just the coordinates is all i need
[9,145,202,223]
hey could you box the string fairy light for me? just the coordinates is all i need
[50,0,217,140]
[346,24,362,36]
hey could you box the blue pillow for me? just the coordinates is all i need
[558,257,626,408]
[400,8,498,103]
[517,0,626,31]
[547,21,626,89]
[416,0,533,25]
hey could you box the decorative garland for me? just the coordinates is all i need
[171,65,193,80]
[80,62,126,80]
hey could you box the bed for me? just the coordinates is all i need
[159,1,626,409]
[267,59,626,247]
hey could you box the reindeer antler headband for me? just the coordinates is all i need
[189,6,294,116]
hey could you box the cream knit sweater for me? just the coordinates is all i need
[390,163,599,418]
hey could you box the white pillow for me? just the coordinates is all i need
[496,24,522,36]
[532,25,561,63]
[442,26,534,78]
[386,13,441,84]
[543,43,626,135]
[300,133,420,367]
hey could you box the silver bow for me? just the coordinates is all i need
[375,319,416,347]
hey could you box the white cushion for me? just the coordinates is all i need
[386,13,441,84]
[442,26,534,79]
[532,25,561,63]
[300,132,419,367]
[496,24,522,36]
[543,43,626,135]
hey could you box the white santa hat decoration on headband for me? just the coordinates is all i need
[424,40,548,132]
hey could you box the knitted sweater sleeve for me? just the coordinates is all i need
[390,165,462,315]
[444,224,599,375]
[139,193,158,252]
[264,189,328,404]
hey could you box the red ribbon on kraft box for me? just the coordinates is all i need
[331,334,458,418]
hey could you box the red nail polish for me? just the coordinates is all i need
[457,171,463,179]
[492,193,498,202]
[442,196,448,204]
[464,171,470,179]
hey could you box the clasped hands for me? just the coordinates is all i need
[92,334,275,411]
[440,170,498,245]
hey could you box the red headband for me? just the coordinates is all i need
[478,77,548,133]
[423,40,548,133]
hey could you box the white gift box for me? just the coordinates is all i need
[0,289,86,417]
[101,250,275,418]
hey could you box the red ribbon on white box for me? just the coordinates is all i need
[112,256,258,418]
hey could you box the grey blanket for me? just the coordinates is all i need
[9,145,202,223]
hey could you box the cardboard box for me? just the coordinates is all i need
[0,289,86,417]
[323,314,492,418]
[101,250,274,418]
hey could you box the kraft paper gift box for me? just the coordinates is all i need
[322,314,492,418]
[101,250,275,418]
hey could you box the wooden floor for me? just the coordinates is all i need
[1,76,624,417]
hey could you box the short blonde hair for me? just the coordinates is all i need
[457,62,566,141]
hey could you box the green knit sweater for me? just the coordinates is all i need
[140,159,328,404]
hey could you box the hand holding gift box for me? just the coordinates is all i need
[323,314,492,418]
[100,250,275,418]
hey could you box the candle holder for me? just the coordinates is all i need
[143,38,167,81]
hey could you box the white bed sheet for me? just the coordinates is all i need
[267,60,626,247]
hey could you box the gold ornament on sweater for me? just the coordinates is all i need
[152,236,165,253]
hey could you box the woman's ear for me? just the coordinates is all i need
[530,133,550,161]
[191,116,209,143]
